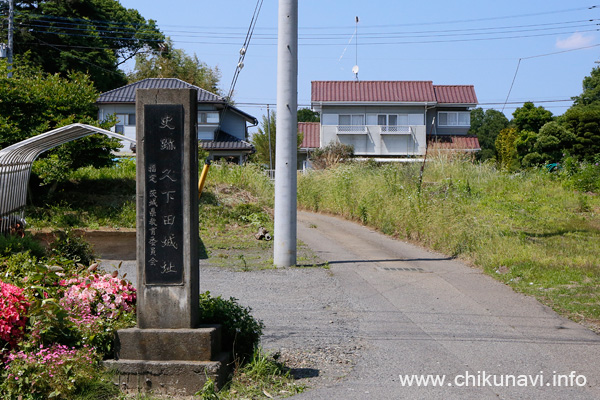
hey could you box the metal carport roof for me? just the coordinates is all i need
[0,123,135,232]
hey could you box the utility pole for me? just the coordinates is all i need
[274,0,298,267]
[267,104,272,171]
[7,0,14,78]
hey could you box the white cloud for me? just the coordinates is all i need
[555,32,595,50]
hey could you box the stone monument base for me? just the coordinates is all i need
[104,325,230,396]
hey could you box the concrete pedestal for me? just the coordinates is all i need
[104,325,230,396]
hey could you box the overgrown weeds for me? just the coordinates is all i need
[198,348,304,399]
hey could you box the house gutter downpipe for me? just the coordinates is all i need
[274,0,298,267]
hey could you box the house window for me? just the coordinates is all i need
[115,113,135,133]
[378,114,412,133]
[438,111,470,127]
[377,114,398,126]
[199,112,219,124]
[338,114,365,132]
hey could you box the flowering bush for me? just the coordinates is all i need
[57,273,136,354]
[2,344,99,399]
[0,282,29,351]
[60,273,136,322]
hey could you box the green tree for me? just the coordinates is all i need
[0,61,120,181]
[516,122,576,167]
[127,39,221,94]
[512,102,553,133]
[561,104,600,162]
[250,111,303,169]
[495,127,520,171]
[297,108,320,122]
[468,108,509,161]
[572,66,600,106]
[1,0,164,91]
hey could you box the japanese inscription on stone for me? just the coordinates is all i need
[144,104,184,285]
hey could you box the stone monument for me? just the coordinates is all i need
[105,89,228,396]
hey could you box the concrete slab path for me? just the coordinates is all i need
[291,211,600,400]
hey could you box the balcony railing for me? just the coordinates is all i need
[337,125,368,134]
[380,125,413,134]
[336,125,414,135]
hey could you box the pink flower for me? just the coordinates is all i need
[0,281,30,350]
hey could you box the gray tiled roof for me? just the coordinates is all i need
[199,131,254,151]
[97,78,226,104]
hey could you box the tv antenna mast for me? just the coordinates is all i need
[353,16,359,81]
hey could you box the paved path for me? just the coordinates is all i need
[292,211,600,400]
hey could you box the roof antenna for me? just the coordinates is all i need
[353,16,359,81]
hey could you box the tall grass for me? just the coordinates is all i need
[298,152,600,329]
[207,162,274,207]
[28,158,137,229]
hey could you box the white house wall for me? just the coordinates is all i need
[320,105,427,156]
[97,104,136,150]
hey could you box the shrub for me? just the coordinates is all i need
[47,230,95,265]
[0,234,45,259]
[560,155,600,193]
[59,274,136,355]
[0,282,29,351]
[229,203,270,227]
[198,291,264,363]
[310,141,354,170]
[1,344,99,400]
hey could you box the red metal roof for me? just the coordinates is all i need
[298,122,320,148]
[311,81,477,104]
[427,135,481,151]
[312,81,436,103]
[434,85,478,104]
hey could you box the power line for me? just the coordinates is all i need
[35,37,123,76]
[501,43,600,112]
[502,59,522,113]
[226,0,264,102]
[216,0,264,136]
[9,9,599,45]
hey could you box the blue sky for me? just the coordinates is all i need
[119,0,600,127]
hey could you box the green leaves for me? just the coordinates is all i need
[6,0,165,91]
[198,291,264,363]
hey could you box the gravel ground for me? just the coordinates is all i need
[198,263,364,390]
[99,259,364,393]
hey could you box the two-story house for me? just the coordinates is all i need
[310,81,479,160]
[96,78,258,164]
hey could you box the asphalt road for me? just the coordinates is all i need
[100,211,600,399]
[292,211,600,400]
